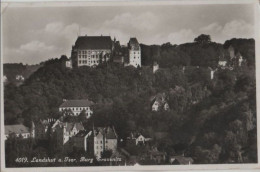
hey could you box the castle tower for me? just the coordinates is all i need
[128,38,141,68]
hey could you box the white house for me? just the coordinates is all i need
[59,99,94,118]
[5,124,34,140]
[128,38,141,68]
[127,132,152,145]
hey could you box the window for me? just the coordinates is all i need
[100,141,102,144]
[100,146,102,149]
[96,146,98,149]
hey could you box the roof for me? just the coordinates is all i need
[170,156,194,165]
[75,130,90,137]
[5,125,30,135]
[106,127,117,139]
[54,122,84,132]
[128,38,140,51]
[74,36,112,50]
[93,126,117,139]
[60,99,94,108]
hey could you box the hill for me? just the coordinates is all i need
[4,38,256,164]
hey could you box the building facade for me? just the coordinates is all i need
[52,122,85,145]
[59,99,94,118]
[73,130,92,151]
[128,38,141,68]
[93,127,118,159]
[5,124,35,140]
[71,35,113,67]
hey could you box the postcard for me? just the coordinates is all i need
[1,0,259,171]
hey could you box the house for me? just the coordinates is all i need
[73,130,92,151]
[71,35,113,67]
[153,62,159,73]
[151,93,169,112]
[169,156,194,165]
[52,122,85,145]
[92,126,118,159]
[127,38,141,68]
[59,99,94,118]
[15,75,25,81]
[5,124,34,140]
[35,118,56,139]
[127,132,152,145]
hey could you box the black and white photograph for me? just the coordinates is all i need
[1,0,259,171]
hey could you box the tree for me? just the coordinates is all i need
[194,34,211,44]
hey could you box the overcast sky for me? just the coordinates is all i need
[3,3,255,64]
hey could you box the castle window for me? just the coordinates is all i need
[100,141,102,144]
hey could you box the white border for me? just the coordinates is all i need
[1,0,259,172]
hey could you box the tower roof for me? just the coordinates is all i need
[128,37,140,50]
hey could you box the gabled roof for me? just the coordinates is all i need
[54,122,84,132]
[5,124,30,135]
[74,36,112,50]
[60,99,94,108]
[106,127,117,139]
[74,130,90,137]
[93,126,117,139]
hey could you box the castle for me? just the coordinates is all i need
[70,35,141,68]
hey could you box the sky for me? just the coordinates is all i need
[2,3,255,64]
